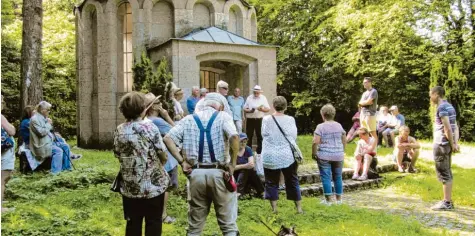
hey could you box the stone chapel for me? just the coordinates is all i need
[75,0,277,148]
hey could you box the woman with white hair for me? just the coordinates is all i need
[30,101,72,174]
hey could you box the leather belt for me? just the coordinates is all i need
[193,163,224,169]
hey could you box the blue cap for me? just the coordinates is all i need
[239,133,248,141]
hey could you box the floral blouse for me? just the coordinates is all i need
[113,120,170,199]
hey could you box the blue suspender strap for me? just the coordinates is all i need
[207,111,219,163]
[192,114,205,163]
[192,111,220,163]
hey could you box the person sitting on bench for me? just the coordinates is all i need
[29,101,73,174]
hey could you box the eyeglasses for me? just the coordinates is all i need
[220,87,228,91]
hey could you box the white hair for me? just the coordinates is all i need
[204,100,222,109]
[217,80,228,88]
[37,101,52,111]
[192,86,199,90]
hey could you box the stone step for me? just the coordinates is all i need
[300,178,383,197]
[298,164,397,185]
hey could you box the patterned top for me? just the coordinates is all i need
[261,115,298,169]
[113,120,170,199]
[434,100,457,145]
[166,106,238,165]
[314,121,346,161]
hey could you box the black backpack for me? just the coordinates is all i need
[367,157,380,179]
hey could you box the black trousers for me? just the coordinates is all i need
[122,193,165,236]
[246,118,263,154]
[234,169,264,196]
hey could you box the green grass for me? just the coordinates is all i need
[2,139,472,235]
[383,160,475,208]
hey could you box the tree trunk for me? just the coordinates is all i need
[20,0,43,115]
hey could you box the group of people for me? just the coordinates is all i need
[1,75,460,234]
[1,97,80,212]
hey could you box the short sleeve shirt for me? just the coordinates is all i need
[434,100,457,145]
[244,95,270,119]
[237,146,253,165]
[314,122,346,161]
[227,96,245,121]
[166,107,238,165]
[360,88,378,115]
[113,120,170,199]
[146,117,178,172]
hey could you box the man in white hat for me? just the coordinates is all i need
[243,85,270,156]
[194,81,232,116]
[163,92,240,236]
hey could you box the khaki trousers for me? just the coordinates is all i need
[187,169,238,236]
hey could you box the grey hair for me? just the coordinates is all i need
[320,103,336,120]
[204,100,222,109]
[273,96,287,112]
[192,86,200,90]
[37,101,52,112]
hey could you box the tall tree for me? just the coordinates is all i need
[20,0,43,113]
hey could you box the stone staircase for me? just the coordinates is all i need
[297,164,397,196]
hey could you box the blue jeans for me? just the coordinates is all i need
[317,159,343,196]
[51,142,72,174]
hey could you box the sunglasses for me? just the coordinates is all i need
[220,87,228,91]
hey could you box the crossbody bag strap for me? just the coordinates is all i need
[271,115,294,148]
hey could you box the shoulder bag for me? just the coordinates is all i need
[271,115,303,164]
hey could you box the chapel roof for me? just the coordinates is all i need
[180,26,259,45]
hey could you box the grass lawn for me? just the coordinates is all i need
[1,138,473,235]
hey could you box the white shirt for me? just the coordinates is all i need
[244,94,270,119]
[354,137,377,156]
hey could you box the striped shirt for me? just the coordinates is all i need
[434,100,457,145]
[314,121,346,161]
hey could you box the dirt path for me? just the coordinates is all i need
[344,187,475,235]
[418,142,475,169]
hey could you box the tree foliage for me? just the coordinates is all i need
[251,0,475,140]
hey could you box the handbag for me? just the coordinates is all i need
[110,172,123,192]
[1,128,14,152]
[271,115,303,163]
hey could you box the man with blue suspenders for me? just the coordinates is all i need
[164,93,240,236]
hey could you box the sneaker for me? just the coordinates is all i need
[357,175,368,181]
[335,200,343,205]
[320,199,332,206]
[398,166,405,173]
[431,200,454,211]
[351,174,360,180]
[162,215,176,224]
[71,154,82,160]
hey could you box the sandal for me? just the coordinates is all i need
[162,215,176,224]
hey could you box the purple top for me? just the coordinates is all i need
[314,121,346,161]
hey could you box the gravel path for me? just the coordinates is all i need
[343,187,475,235]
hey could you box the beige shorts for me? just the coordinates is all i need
[360,113,377,132]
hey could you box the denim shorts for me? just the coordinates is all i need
[433,143,452,183]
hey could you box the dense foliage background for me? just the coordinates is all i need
[1,0,474,140]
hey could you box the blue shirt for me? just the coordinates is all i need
[227,96,245,121]
[237,146,253,165]
[187,96,200,114]
[434,100,457,145]
[148,116,178,172]
[20,119,31,145]
[395,114,405,126]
